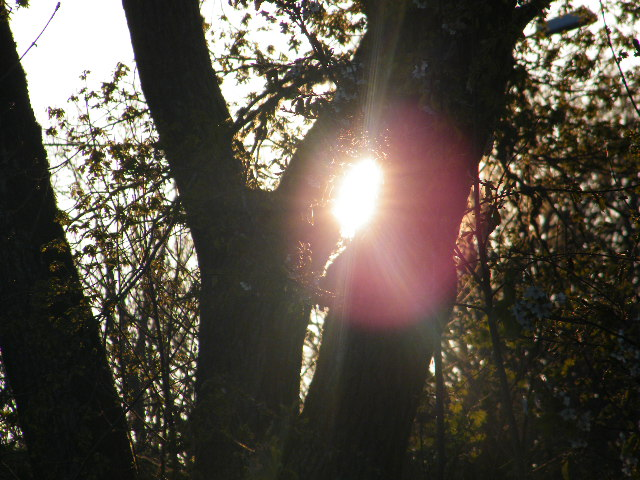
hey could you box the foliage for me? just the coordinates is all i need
[2,0,640,479]
[408,2,640,478]
[208,0,365,187]
[43,65,197,477]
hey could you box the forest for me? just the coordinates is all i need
[1,0,639,479]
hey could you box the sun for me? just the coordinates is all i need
[332,158,383,238]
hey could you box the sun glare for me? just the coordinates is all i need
[332,158,383,238]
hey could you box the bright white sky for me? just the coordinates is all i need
[9,1,638,242]
[10,0,613,128]
[13,1,614,115]
[9,0,253,124]
[10,0,134,124]
[10,0,621,236]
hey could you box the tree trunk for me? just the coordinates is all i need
[0,9,136,479]
[121,1,550,478]
[281,1,548,478]
[282,107,470,478]
[121,2,313,477]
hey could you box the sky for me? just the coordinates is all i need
[10,1,608,117]
[9,0,249,127]
[10,1,634,135]
[10,0,135,125]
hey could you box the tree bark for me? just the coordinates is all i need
[121,2,313,478]
[0,9,136,479]
[282,1,549,478]
[121,1,551,479]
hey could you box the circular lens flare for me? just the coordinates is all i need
[332,158,383,237]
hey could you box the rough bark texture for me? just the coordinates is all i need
[0,9,135,480]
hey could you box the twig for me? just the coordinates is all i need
[434,330,446,480]
[0,2,60,84]
[473,173,528,478]
[599,0,640,119]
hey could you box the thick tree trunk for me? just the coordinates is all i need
[121,2,313,478]
[281,103,471,479]
[0,9,136,479]
[282,316,443,479]
[281,1,548,478]
[122,1,550,478]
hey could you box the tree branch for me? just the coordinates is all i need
[121,0,246,255]
[514,0,554,32]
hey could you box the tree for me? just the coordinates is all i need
[118,1,549,478]
[408,2,640,477]
[5,0,638,479]
[0,5,135,479]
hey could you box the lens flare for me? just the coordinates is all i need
[332,159,383,237]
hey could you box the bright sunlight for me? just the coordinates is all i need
[332,158,383,238]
